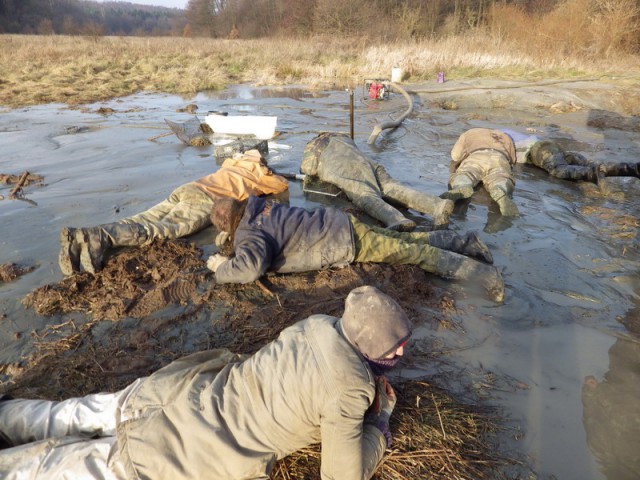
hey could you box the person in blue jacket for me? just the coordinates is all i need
[207,196,505,302]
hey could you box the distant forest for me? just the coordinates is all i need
[0,0,186,36]
[1,0,639,55]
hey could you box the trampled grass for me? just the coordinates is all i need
[1,33,639,108]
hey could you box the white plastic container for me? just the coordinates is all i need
[391,67,404,83]
[205,114,277,139]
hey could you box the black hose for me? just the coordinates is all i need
[367,82,414,145]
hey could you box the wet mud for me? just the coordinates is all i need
[0,264,35,283]
[1,78,639,479]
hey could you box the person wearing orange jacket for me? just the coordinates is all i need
[58,149,288,275]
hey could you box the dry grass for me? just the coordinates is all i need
[273,381,514,480]
[1,33,639,108]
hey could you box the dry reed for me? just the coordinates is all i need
[1,33,639,108]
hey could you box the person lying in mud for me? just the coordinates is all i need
[301,132,455,231]
[58,149,289,276]
[440,128,520,217]
[503,129,640,184]
[207,196,504,302]
[0,285,411,480]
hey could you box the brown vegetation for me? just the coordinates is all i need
[9,238,520,478]
[1,29,639,109]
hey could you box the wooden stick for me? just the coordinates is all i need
[255,278,274,297]
[147,131,173,141]
[9,171,29,199]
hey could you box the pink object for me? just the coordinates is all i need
[437,72,445,83]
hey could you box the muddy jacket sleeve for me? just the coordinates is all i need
[214,231,274,284]
[319,388,387,480]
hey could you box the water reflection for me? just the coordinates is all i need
[582,328,640,480]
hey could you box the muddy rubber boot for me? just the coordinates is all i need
[357,195,416,232]
[58,227,81,276]
[439,185,474,202]
[463,231,493,264]
[421,230,493,264]
[375,164,454,229]
[432,199,455,229]
[598,162,640,178]
[494,194,519,217]
[434,250,504,302]
[77,222,148,274]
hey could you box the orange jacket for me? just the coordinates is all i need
[193,150,288,200]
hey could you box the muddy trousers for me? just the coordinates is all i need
[60,184,217,275]
[309,134,452,230]
[350,216,504,302]
[0,380,143,479]
[122,182,215,242]
[445,150,518,216]
[373,163,454,228]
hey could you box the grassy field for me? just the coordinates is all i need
[1,33,640,108]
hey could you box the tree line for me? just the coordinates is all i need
[1,0,639,56]
[183,0,570,38]
[187,0,639,54]
[0,0,186,35]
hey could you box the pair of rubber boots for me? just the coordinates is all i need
[58,223,147,275]
[440,186,519,217]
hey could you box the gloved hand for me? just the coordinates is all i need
[207,253,229,273]
[375,376,396,419]
[215,231,230,248]
[364,376,397,448]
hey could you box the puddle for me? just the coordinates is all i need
[1,84,639,479]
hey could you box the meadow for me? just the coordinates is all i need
[1,31,639,109]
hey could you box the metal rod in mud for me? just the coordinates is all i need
[349,89,354,140]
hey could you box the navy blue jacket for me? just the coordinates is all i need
[215,196,356,284]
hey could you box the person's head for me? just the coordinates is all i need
[340,286,412,374]
[210,198,247,253]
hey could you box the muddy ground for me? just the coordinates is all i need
[1,77,639,479]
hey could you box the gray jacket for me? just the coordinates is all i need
[117,315,386,480]
[215,196,356,284]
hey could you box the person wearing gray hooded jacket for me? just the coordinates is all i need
[0,286,409,480]
[502,128,640,185]
[208,196,505,302]
[301,132,455,231]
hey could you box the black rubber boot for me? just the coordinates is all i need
[77,223,148,274]
[463,231,494,264]
[598,162,640,178]
[423,230,493,264]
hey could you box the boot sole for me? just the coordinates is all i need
[58,227,79,276]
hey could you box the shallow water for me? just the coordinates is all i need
[1,83,639,479]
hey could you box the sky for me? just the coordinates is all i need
[92,0,188,9]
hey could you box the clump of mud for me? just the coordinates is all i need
[23,239,210,320]
[0,263,35,283]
